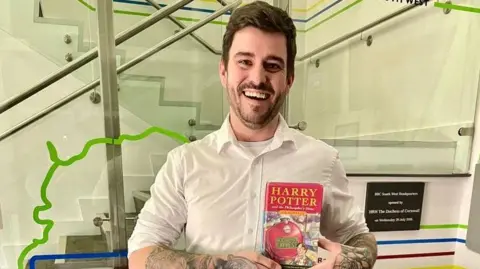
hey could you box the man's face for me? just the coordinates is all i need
[219,26,294,129]
[297,245,306,256]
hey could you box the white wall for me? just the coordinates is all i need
[348,176,469,269]
[289,0,480,268]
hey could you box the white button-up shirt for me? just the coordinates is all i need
[128,115,369,257]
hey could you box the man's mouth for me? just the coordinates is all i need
[242,90,271,101]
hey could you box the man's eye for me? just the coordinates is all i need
[265,63,281,71]
[238,60,251,67]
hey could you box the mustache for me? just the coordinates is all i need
[237,81,274,94]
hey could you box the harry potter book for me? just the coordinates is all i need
[261,182,326,269]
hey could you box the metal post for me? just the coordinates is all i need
[273,0,291,14]
[96,1,127,268]
[274,0,291,121]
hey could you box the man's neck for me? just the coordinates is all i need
[229,113,280,142]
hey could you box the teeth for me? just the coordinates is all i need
[244,91,268,99]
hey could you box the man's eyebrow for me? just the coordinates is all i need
[265,55,285,65]
[233,52,285,66]
[234,51,254,58]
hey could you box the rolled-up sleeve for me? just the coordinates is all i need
[320,154,369,244]
[128,147,187,257]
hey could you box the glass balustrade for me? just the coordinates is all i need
[288,0,480,175]
[0,0,98,84]
[0,0,235,267]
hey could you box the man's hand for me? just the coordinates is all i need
[311,234,377,269]
[139,244,281,269]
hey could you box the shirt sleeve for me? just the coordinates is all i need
[320,154,369,244]
[127,147,187,257]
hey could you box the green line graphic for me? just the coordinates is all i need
[305,0,363,32]
[434,2,480,14]
[16,121,470,269]
[78,0,95,11]
[17,126,189,269]
[420,224,468,229]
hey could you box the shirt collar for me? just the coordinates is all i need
[214,113,297,154]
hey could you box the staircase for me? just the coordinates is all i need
[0,0,239,268]
[35,0,226,132]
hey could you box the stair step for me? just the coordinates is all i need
[133,190,151,213]
[26,260,55,269]
[65,235,109,261]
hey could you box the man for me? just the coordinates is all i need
[128,1,378,269]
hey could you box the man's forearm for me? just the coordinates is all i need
[145,244,257,269]
[336,232,378,269]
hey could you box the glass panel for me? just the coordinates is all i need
[1,0,233,266]
[114,0,228,139]
[289,0,480,175]
[0,1,116,268]
[0,0,98,84]
[0,81,111,268]
[53,0,231,253]
[114,1,229,251]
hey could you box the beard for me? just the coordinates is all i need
[227,79,286,130]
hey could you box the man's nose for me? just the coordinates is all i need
[249,65,267,85]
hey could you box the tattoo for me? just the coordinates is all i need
[214,255,258,269]
[145,244,257,269]
[334,233,377,269]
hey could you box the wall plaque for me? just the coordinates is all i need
[365,182,425,232]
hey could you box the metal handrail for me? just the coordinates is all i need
[0,0,242,143]
[295,1,429,62]
[145,0,222,55]
[0,0,193,115]
[217,0,229,5]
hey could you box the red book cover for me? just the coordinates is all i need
[262,182,325,269]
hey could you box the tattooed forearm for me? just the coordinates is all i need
[334,233,377,269]
[145,244,258,269]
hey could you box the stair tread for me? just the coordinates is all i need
[65,235,109,262]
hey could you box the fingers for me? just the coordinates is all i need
[254,255,281,269]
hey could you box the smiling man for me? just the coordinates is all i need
[127,2,377,269]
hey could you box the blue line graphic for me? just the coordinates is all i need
[377,238,466,245]
[113,0,231,14]
[29,251,128,269]
[302,0,344,23]
[111,0,342,23]
[25,238,467,269]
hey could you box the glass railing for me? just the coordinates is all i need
[288,0,480,175]
[114,0,230,252]
[0,115,120,269]
[0,0,98,84]
[115,0,228,142]
[0,0,237,268]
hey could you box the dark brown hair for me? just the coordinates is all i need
[221,1,297,78]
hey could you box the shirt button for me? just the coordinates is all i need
[248,228,253,234]
[251,192,257,199]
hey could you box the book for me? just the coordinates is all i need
[262,182,326,269]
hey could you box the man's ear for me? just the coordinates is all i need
[219,60,227,88]
[286,74,295,93]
